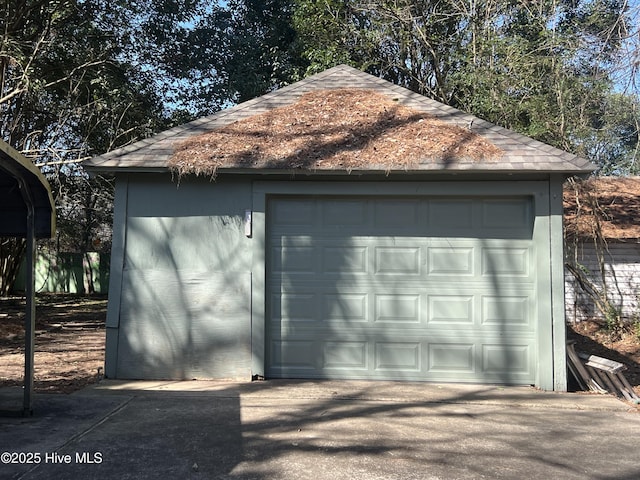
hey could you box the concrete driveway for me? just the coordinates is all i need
[1,380,638,480]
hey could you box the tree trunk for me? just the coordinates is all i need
[0,237,26,295]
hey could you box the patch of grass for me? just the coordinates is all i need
[602,304,625,340]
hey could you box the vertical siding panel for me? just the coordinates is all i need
[105,175,129,378]
[251,183,266,378]
[548,175,567,391]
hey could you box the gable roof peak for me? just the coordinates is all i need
[84,65,595,175]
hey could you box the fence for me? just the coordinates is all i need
[13,251,109,294]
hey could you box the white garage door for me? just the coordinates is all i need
[266,196,537,384]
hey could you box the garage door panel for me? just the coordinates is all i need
[375,342,422,371]
[271,198,316,226]
[374,293,422,324]
[323,246,369,273]
[322,293,369,321]
[481,199,533,236]
[428,295,474,324]
[271,246,316,273]
[481,296,531,327]
[428,343,476,373]
[323,199,368,226]
[324,342,368,369]
[482,344,532,375]
[270,339,315,364]
[429,200,474,230]
[373,199,422,227]
[427,247,474,275]
[267,196,538,384]
[270,292,318,323]
[374,246,422,274]
[481,247,531,277]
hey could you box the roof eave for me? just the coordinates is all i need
[85,163,595,176]
[178,166,596,177]
[84,165,169,175]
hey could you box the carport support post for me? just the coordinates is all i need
[23,199,36,416]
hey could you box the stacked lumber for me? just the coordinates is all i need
[567,341,640,404]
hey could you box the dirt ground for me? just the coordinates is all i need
[0,294,106,394]
[1,294,639,405]
[567,320,640,403]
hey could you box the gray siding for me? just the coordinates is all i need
[565,242,640,323]
[106,175,253,379]
[104,175,567,390]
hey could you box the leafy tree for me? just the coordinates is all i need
[94,0,304,115]
[0,1,162,294]
[292,0,640,173]
[226,0,306,103]
[1,1,162,158]
[0,0,305,294]
[575,93,640,174]
[292,0,377,75]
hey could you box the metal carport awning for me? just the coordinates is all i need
[0,140,55,416]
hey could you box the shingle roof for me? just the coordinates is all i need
[564,176,640,240]
[84,64,595,175]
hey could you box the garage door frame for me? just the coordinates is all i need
[250,179,566,391]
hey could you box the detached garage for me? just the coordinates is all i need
[85,65,594,391]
